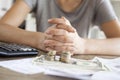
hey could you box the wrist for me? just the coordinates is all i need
[83,39,89,54]
[75,37,86,54]
[77,38,91,55]
[21,31,44,50]
[83,39,97,55]
[30,32,46,50]
[80,38,86,54]
[22,32,40,48]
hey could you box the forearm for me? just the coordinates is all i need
[0,23,43,49]
[84,38,120,55]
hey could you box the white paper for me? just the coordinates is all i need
[91,57,120,80]
[0,57,97,80]
[44,69,91,80]
[1,57,120,80]
[92,71,120,80]
[93,57,120,73]
[0,58,45,74]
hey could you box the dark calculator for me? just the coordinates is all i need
[0,42,38,57]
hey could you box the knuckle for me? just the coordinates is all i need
[63,36,67,42]
[62,35,69,42]
[52,19,58,22]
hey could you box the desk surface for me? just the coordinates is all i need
[0,54,119,80]
[0,67,74,80]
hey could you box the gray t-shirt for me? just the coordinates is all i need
[23,0,117,38]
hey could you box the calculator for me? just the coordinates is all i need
[0,42,38,56]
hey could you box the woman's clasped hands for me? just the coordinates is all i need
[44,17,86,55]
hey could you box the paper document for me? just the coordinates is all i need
[0,58,45,74]
[0,57,120,80]
[0,57,107,80]
[93,57,120,73]
[92,71,120,80]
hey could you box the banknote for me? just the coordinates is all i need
[32,55,109,74]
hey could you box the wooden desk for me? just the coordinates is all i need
[0,55,118,80]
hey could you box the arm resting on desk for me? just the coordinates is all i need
[47,18,120,56]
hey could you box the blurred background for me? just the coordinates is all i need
[0,0,120,39]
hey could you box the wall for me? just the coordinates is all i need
[0,0,13,18]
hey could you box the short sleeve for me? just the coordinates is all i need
[23,0,37,10]
[94,0,118,27]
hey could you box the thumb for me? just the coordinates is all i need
[61,16,71,26]
[55,16,76,32]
